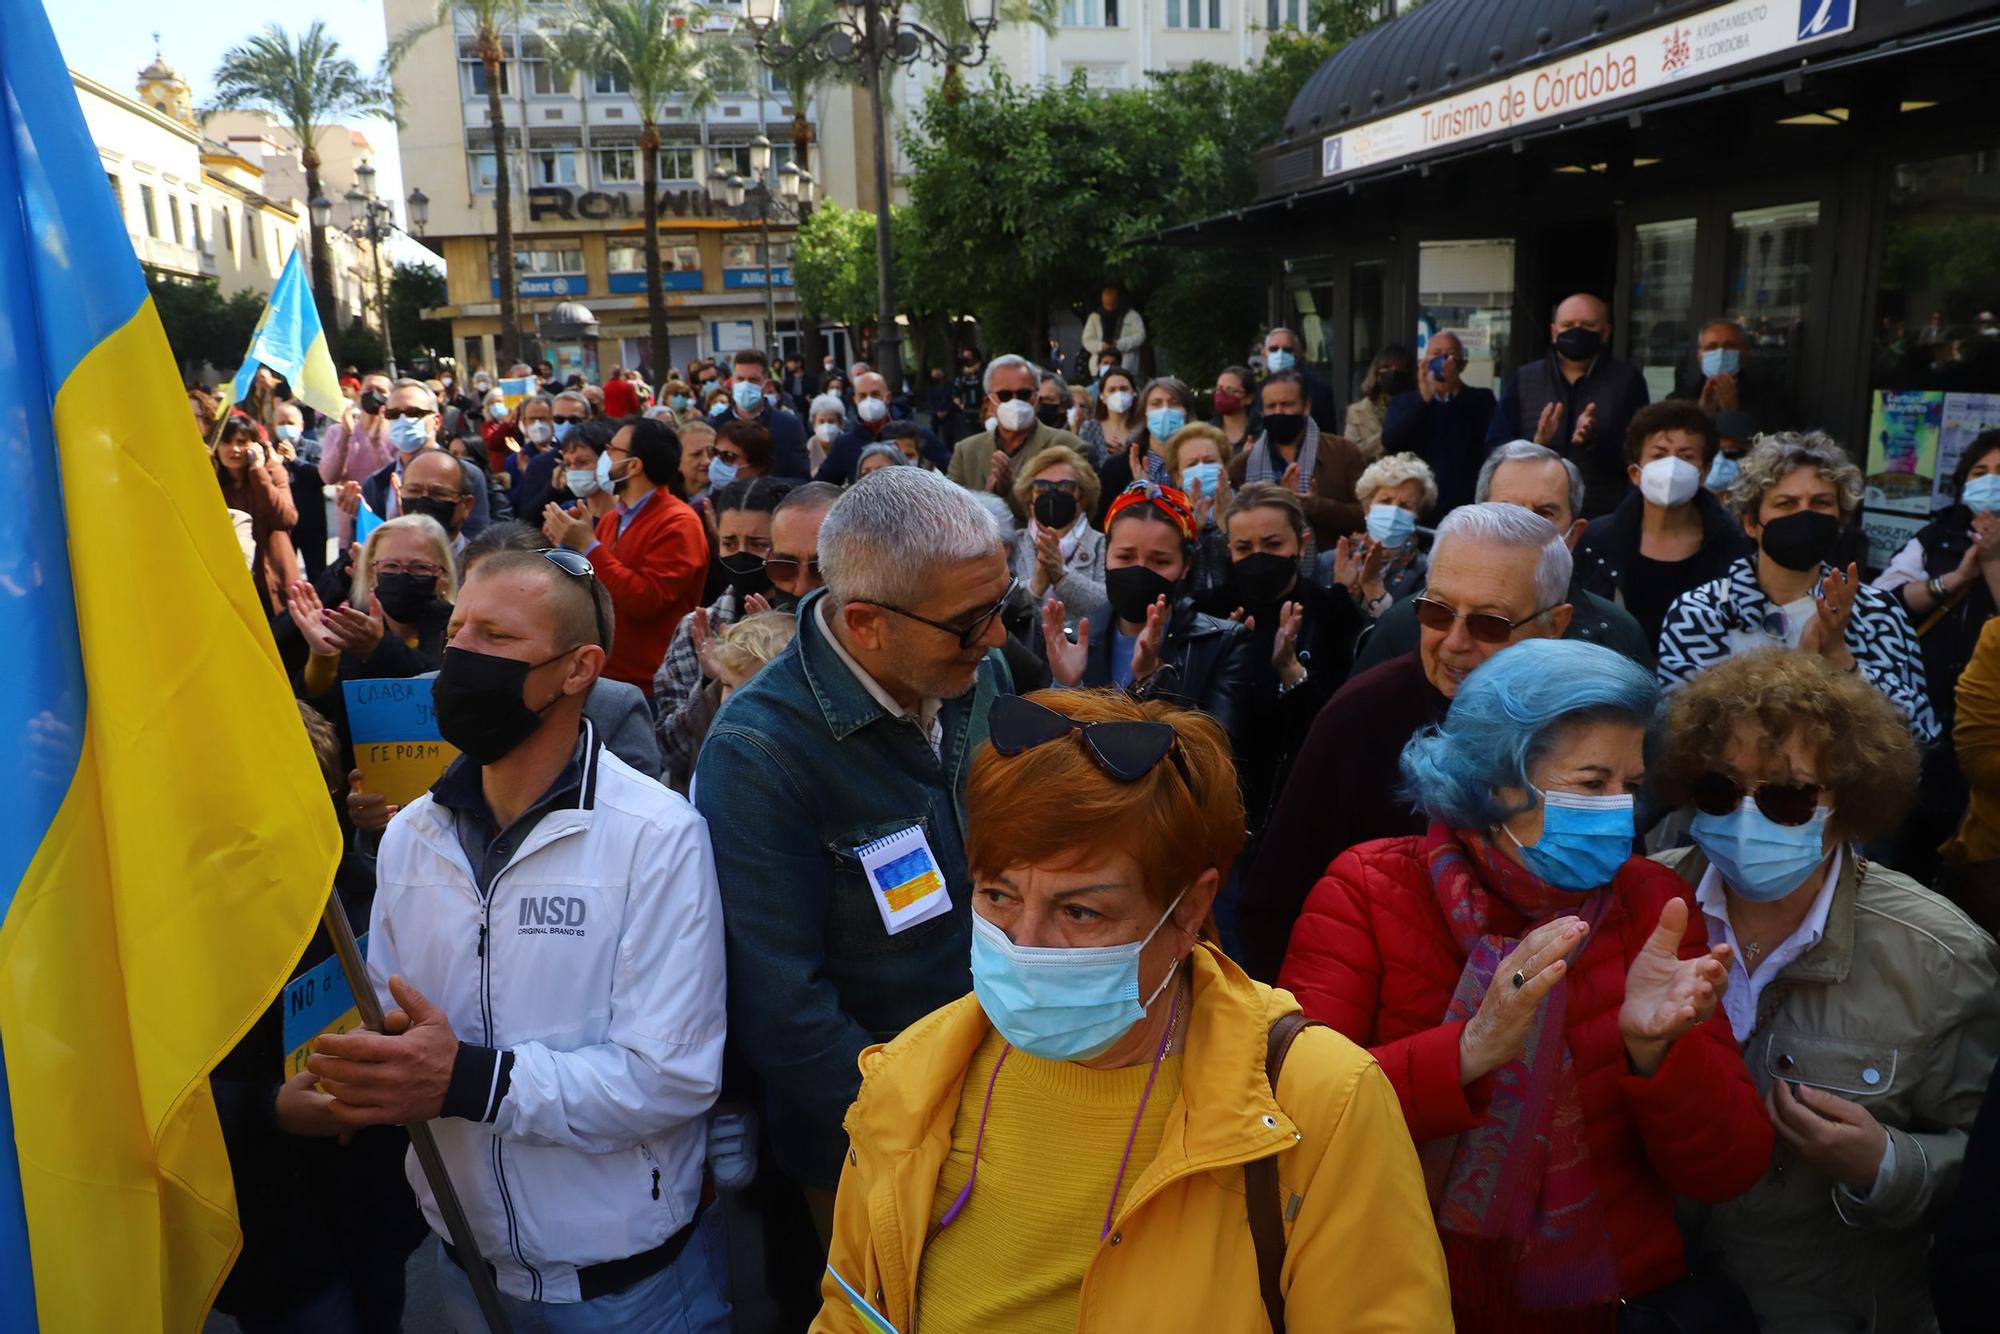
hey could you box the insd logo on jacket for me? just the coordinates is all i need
[518,895,589,936]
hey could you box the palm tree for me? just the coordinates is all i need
[912,0,1057,102]
[550,0,745,377]
[767,0,849,173]
[208,23,396,327]
[391,1,528,368]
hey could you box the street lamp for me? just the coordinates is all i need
[743,0,999,395]
[346,163,398,379]
[406,187,429,236]
[308,194,332,229]
[709,144,817,366]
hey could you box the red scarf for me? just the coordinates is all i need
[1421,824,1620,1329]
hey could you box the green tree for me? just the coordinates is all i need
[391,1,528,366]
[794,202,879,336]
[388,262,453,362]
[147,274,268,378]
[761,0,851,173]
[206,23,396,328]
[550,0,745,377]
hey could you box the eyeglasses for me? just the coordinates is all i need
[990,387,1036,403]
[401,486,464,504]
[553,414,585,425]
[374,560,442,578]
[988,694,1194,790]
[381,407,434,421]
[1690,772,1824,827]
[765,554,821,584]
[1031,479,1081,496]
[714,448,745,466]
[855,579,1018,649]
[1412,595,1559,644]
[541,548,610,654]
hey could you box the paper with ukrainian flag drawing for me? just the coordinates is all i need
[0,0,340,1327]
[826,1264,905,1334]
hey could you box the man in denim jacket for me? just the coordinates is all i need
[694,468,1014,1229]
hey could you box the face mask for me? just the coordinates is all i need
[1690,800,1830,902]
[1037,402,1067,427]
[1505,791,1634,892]
[359,390,387,416]
[1366,503,1417,547]
[669,394,690,411]
[1212,390,1244,416]
[709,455,740,489]
[1700,348,1741,378]
[814,421,842,444]
[401,494,461,533]
[474,379,492,394]
[1032,490,1079,531]
[1964,474,2000,514]
[431,646,568,766]
[857,396,890,424]
[996,398,1036,433]
[732,380,765,413]
[553,421,579,446]
[1180,461,1221,500]
[1377,370,1414,398]
[719,550,771,598]
[1758,510,1840,572]
[274,424,303,444]
[1231,551,1297,605]
[983,415,999,435]
[389,415,431,454]
[1640,456,1702,508]
[708,399,730,419]
[1104,389,1136,415]
[1106,564,1177,623]
[490,401,510,420]
[1706,454,1740,490]
[373,571,439,624]
[1262,412,1306,447]
[1554,327,1604,362]
[566,466,600,498]
[441,376,455,389]
[1146,407,1186,440]
[1264,348,1296,374]
[969,890,1186,1062]
[524,420,554,445]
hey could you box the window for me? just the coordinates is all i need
[658,144,697,181]
[139,184,158,239]
[1062,62,1129,90]
[1728,201,1819,421]
[245,206,258,259]
[106,172,123,221]
[710,144,752,177]
[462,55,511,97]
[593,69,631,95]
[168,196,183,245]
[1266,0,1303,28]
[521,39,564,95]
[608,238,701,275]
[530,145,578,186]
[1416,238,1514,389]
[1061,0,1118,25]
[190,203,203,254]
[596,145,640,183]
[468,149,498,192]
[1628,218,1698,401]
[1167,0,1223,28]
[489,243,587,278]
[723,233,795,269]
[221,207,234,256]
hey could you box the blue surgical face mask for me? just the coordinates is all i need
[567,466,600,498]
[1504,791,1635,892]
[1706,453,1740,490]
[732,380,765,413]
[708,399,730,419]
[970,890,1186,1062]
[1700,348,1741,378]
[1180,461,1221,500]
[553,420,578,446]
[669,394,690,411]
[1690,799,1830,902]
[1146,406,1186,440]
[389,414,431,454]
[1265,348,1296,374]
[1366,502,1417,547]
[708,454,739,489]
[274,424,303,444]
[1963,474,2000,514]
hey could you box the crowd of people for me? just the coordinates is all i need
[197,298,2000,1333]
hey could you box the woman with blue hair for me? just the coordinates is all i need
[1278,637,1771,1333]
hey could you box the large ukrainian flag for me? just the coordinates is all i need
[0,3,339,1328]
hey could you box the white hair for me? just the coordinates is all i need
[1434,501,1572,610]
[808,392,846,423]
[1355,452,1438,509]
[1476,440,1585,522]
[982,354,1043,396]
[391,377,438,412]
[820,467,1002,611]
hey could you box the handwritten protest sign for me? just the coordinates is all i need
[344,678,457,806]
[281,932,369,1079]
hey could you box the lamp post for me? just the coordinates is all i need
[742,0,999,399]
[406,187,430,238]
[346,161,398,379]
[707,136,817,369]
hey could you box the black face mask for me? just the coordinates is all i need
[1036,402,1067,428]
[374,571,440,624]
[432,646,568,765]
[1758,510,1841,573]
[1554,327,1604,363]
[1263,412,1306,446]
[1231,551,1298,606]
[401,494,462,534]
[719,551,772,598]
[1377,369,1414,398]
[1032,490,1079,531]
[1105,564,1177,624]
[359,390,386,415]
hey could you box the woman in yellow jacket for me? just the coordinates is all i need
[812,689,1452,1334]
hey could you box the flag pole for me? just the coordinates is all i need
[319,892,516,1334]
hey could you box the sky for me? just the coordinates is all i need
[46,1,413,229]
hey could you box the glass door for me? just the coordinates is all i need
[1727,201,1820,422]
[1628,218,1698,403]
[1418,239,1514,390]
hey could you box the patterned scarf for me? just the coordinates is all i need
[1242,417,1322,563]
[1421,825,1620,1320]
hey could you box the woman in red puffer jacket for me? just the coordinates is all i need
[1278,639,1771,1334]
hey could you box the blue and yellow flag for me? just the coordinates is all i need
[0,2,339,1328]
[230,244,347,418]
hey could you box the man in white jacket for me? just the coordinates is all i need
[309,547,729,1331]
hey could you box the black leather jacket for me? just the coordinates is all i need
[1038,595,1256,747]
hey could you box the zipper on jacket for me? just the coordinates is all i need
[477,924,486,958]
[651,1168,661,1201]
[476,883,541,1298]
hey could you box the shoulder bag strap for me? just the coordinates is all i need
[1246,1012,1322,1334]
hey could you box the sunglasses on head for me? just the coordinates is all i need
[1691,772,1824,826]
[988,694,1194,790]
[541,548,611,654]
[854,579,1018,649]
[1412,595,1557,645]
[381,407,433,421]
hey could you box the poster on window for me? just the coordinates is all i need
[1864,390,1945,516]
[1932,393,2000,510]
